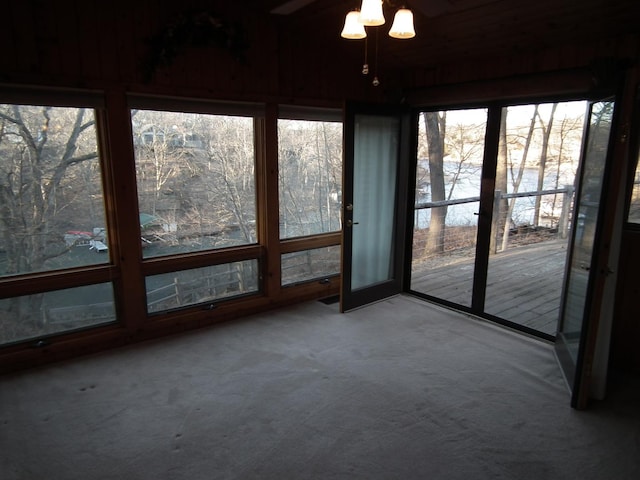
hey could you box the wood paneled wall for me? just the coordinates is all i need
[2,1,638,104]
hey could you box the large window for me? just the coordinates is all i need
[276,109,342,288]
[278,116,342,238]
[0,101,115,345]
[131,108,257,258]
[0,95,344,353]
[0,104,108,276]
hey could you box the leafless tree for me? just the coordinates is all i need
[278,120,342,237]
[0,105,99,321]
[500,105,539,251]
[0,105,98,274]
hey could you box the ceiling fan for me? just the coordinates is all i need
[270,0,453,18]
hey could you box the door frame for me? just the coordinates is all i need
[340,102,416,312]
[555,73,636,409]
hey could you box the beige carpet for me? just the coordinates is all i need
[1,295,638,479]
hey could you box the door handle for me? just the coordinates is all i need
[346,220,359,227]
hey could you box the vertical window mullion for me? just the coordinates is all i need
[102,91,147,329]
[260,104,282,295]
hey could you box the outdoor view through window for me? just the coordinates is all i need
[411,101,588,336]
[0,103,116,344]
[130,109,259,313]
[278,118,342,285]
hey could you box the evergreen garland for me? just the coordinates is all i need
[144,10,248,82]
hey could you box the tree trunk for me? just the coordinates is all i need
[534,103,557,226]
[491,108,509,253]
[423,112,446,256]
[501,105,539,252]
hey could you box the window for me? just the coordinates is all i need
[131,108,257,258]
[278,115,342,238]
[0,100,115,346]
[145,260,259,313]
[0,284,116,345]
[410,101,588,338]
[0,104,108,277]
[281,246,340,286]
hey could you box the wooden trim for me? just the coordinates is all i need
[258,104,282,296]
[140,245,263,276]
[127,94,265,117]
[278,105,342,122]
[280,232,341,254]
[0,265,118,299]
[0,83,105,107]
[574,66,639,409]
[405,68,596,108]
[102,90,148,330]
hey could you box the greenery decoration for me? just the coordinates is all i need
[143,10,248,82]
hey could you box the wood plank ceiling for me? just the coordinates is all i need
[252,0,640,70]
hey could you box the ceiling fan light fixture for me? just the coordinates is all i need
[388,8,416,38]
[359,0,385,27]
[341,10,367,39]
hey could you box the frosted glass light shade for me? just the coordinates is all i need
[341,11,367,39]
[359,0,385,26]
[389,8,415,38]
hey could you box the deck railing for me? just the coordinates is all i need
[415,185,575,253]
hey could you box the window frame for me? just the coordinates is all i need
[623,85,640,229]
[127,95,267,312]
[0,88,116,297]
[276,105,343,287]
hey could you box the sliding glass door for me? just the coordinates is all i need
[410,102,587,339]
[410,108,488,308]
[555,100,615,408]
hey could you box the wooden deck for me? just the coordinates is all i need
[410,238,570,336]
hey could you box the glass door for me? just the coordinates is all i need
[410,108,489,308]
[340,104,412,312]
[410,102,591,339]
[555,100,616,408]
[484,102,587,337]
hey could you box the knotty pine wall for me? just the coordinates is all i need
[3,1,639,104]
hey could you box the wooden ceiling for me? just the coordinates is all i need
[249,0,640,70]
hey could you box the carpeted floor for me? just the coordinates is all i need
[1,295,638,479]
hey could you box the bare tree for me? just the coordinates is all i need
[500,105,539,251]
[0,105,98,275]
[443,120,485,201]
[0,105,99,322]
[278,120,342,237]
[549,113,584,216]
